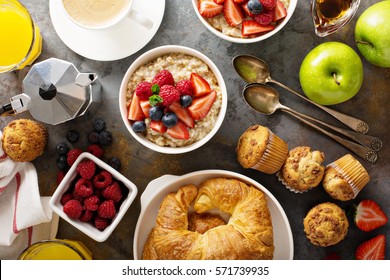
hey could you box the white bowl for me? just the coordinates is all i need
[133,169,294,259]
[119,45,228,154]
[49,152,138,242]
[191,0,298,44]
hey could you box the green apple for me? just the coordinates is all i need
[299,42,363,106]
[355,0,390,68]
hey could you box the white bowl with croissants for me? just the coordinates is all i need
[133,170,294,260]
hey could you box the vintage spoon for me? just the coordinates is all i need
[243,84,378,163]
[233,54,370,134]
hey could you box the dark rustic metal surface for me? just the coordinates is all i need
[0,0,388,260]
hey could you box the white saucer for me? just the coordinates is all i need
[49,0,165,61]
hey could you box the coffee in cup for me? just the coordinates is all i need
[61,0,152,29]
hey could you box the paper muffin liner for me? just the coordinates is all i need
[276,171,309,194]
[250,130,288,174]
[328,154,370,198]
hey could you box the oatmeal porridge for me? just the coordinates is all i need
[126,53,222,148]
[198,0,290,38]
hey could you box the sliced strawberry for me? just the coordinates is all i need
[274,0,287,21]
[241,20,275,37]
[167,121,190,140]
[169,102,195,128]
[190,73,211,97]
[355,235,386,260]
[188,90,217,120]
[150,120,167,133]
[198,0,224,18]
[128,94,145,121]
[354,200,388,232]
[224,0,245,27]
[140,100,151,118]
[241,1,255,18]
[213,0,225,3]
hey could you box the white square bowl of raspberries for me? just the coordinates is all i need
[192,0,297,43]
[49,152,138,242]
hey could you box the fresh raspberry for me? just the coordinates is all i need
[63,199,83,219]
[76,159,96,179]
[67,148,83,166]
[94,216,110,231]
[74,178,94,197]
[87,144,104,158]
[98,200,116,219]
[175,80,194,96]
[102,181,123,203]
[255,10,274,25]
[57,171,65,186]
[92,170,113,189]
[60,192,73,206]
[135,81,153,100]
[152,70,175,87]
[259,0,276,10]
[84,194,101,211]
[159,85,181,106]
[79,209,94,222]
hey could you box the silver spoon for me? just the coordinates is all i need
[233,54,370,134]
[243,84,378,163]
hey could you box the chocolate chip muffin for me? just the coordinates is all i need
[303,202,349,247]
[322,154,370,201]
[2,119,48,162]
[278,146,325,193]
[236,125,288,174]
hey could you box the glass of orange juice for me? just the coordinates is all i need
[18,240,92,260]
[0,0,42,73]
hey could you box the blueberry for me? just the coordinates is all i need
[93,118,106,132]
[149,106,164,121]
[66,130,79,143]
[247,0,263,14]
[180,95,193,108]
[56,142,69,155]
[98,130,113,146]
[132,121,146,133]
[56,155,69,171]
[162,112,178,128]
[108,157,121,171]
[87,131,100,144]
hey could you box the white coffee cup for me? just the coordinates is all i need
[61,0,153,30]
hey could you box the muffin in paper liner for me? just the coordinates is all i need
[278,146,325,193]
[236,125,288,174]
[303,202,349,247]
[322,154,370,201]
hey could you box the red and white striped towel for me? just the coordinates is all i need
[0,132,56,258]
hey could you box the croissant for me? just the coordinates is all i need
[142,178,274,260]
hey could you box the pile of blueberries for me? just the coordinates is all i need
[55,118,121,172]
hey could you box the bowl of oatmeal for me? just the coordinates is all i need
[119,45,228,154]
[192,0,297,44]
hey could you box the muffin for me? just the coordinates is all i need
[303,202,349,247]
[278,146,325,193]
[322,154,370,201]
[2,119,48,162]
[236,125,288,174]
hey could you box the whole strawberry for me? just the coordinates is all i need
[159,85,181,106]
